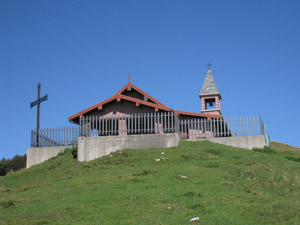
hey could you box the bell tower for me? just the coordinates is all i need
[199,69,222,116]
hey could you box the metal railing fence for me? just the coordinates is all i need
[30,113,269,148]
[179,116,265,139]
[262,122,270,147]
[80,112,178,137]
[31,126,79,147]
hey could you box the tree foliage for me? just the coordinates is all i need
[0,154,26,176]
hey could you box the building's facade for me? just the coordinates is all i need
[69,70,223,126]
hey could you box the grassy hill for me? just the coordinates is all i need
[271,141,300,152]
[1,141,300,225]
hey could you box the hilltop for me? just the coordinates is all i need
[1,141,300,225]
[271,141,300,152]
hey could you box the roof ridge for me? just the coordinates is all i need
[116,82,168,107]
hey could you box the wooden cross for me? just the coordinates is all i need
[206,63,212,70]
[30,83,48,147]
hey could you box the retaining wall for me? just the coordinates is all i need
[26,134,263,168]
[77,133,180,162]
[188,135,266,149]
[26,145,73,168]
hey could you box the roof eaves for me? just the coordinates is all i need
[174,110,222,118]
[68,96,117,120]
[68,93,172,121]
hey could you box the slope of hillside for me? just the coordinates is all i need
[1,141,300,225]
[271,141,300,152]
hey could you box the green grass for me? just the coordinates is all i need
[1,141,300,225]
[271,141,300,152]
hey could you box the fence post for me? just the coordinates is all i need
[187,119,190,139]
[259,116,263,135]
[79,117,82,136]
[174,113,179,134]
[214,118,218,137]
[190,119,194,139]
[31,130,33,147]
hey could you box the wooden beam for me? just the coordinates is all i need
[136,102,140,107]
[155,108,159,112]
[98,105,102,110]
[117,98,121,102]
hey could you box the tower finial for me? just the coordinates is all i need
[206,63,212,70]
[128,73,131,83]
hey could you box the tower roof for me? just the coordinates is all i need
[199,70,222,99]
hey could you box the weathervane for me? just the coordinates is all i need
[30,83,48,147]
[206,63,212,70]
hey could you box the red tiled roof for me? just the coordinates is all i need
[68,96,117,121]
[68,82,171,121]
[68,82,222,122]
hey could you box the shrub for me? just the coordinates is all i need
[1,200,15,208]
[253,146,276,154]
[285,156,300,163]
[71,147,78,159]
[0,159,8,176]
[10,155,26,171]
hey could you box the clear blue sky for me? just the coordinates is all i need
[1,0,300,159]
